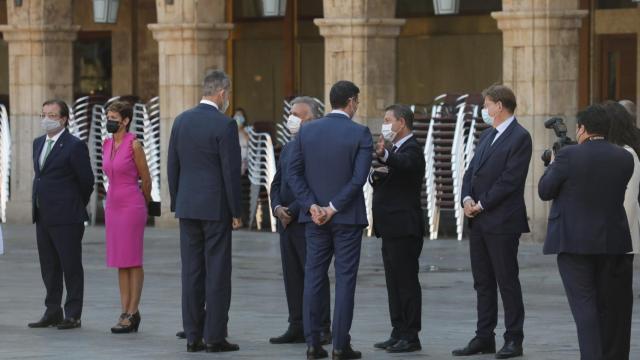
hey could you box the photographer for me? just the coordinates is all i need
[538,103,634,360]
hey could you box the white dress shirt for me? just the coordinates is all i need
[330,110,350,118]
[200,99,219,110]
[491,115,515,145]
[39,129,65,168]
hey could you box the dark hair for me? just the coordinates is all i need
[603,100,640,158]
[482,84,517,113]
[385,104,414,130]
[106,100,133,131]
[42,99,70,127]
[576,103,610,137]
[329,80,359,109]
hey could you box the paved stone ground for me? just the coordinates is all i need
[0,224,638,359]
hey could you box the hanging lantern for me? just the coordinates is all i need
[93,0,119,24]
[433,0,460,15]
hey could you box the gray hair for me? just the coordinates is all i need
[290,96,323,119]
[203,70,231,96]
[619,99,636,120]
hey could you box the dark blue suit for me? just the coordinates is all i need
[168,102,242,344]
[287,112,373,349]
[270,138,331,334]
[32,129,94,319]
[460,119,532,343]
[539,139,634,360]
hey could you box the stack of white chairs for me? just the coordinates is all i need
[0,104,10,223]
[246,126,277,232]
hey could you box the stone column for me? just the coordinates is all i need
[493,1,587,242]
[315,0,405,129]
[149,1,232,226]
[0,0,78,223]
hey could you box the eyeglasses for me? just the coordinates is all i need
[40,113,60,119]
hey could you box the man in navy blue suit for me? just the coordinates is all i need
[539,103,634,360]
[288,81,372,360]
[454,85,532,359]
[168,70,243,353]
[29,99,94,330]
[270,96,332,345]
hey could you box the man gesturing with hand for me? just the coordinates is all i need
[288,81,372,360]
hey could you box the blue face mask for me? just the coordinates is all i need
[234,114,245,127]
[481,108,494,127]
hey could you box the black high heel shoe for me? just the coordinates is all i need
[111,312,141,334]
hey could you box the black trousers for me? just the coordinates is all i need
[469,231,524,342]
[381,235,423,341]
[180,218,232,344]
[557,253,634,360]
[35,220,85,319]
[279,221,331,332]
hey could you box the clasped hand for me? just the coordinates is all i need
[463,199,482,218]
[310,204,336,226]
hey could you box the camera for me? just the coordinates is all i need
[541,117,576,167]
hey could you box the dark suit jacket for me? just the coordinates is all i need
[538,140,633,254]
[168,103,242,221]
[287,112,373,226]
[270,138,302,233]
[32,129,94,225]
[461,119,532,234]
[372,135,425,239]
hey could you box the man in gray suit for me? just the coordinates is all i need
[168,70,243,353]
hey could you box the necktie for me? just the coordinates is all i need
[391,145,398,153]
[488,128,499,146]
[41,139,54,169]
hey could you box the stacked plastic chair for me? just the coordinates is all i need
[0,104,10,223]
[246,126,278,232]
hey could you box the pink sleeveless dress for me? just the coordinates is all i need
[103,133,147,268]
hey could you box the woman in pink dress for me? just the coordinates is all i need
[102,101,151,334]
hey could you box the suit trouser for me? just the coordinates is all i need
[303,223,363,350]
[180,218,231,344]
[381,235,423,341]
[35,220,85,319]
[469,231,524,342]
[280,221,331,332]
[557,253,634,360]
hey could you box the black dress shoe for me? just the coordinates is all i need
[452,337,496,356]
[269,328,305,344]
[57,318,81,330]
[28,311,63,328]
[495,341,523,359]
[187,340,205,352]
[332,344,362,359]
[205,339,239,352]
[374,337,398,349]
[387,339,422,353]
[320,330,332,345]
[307,346,328,359]
[176,330,186,339]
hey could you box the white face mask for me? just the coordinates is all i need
[381,123,397,142]
[221,96,230,113]
[481,108,494,127]
[287,115,302,135]
[41,117,62,133]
